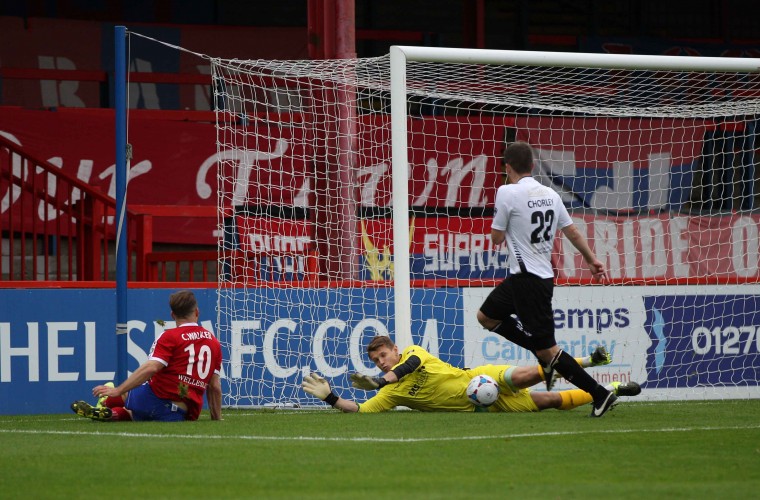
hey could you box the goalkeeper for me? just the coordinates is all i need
[301,335,640,413]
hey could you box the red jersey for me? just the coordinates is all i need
[147,323,223,421]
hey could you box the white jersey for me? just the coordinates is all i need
[491,177,573,279]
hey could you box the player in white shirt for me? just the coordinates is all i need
[477,141,618,417]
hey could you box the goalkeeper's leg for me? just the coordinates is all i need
[504,347,613,391]
[531,381,642,411]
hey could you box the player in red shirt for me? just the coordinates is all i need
[71,290,223,421]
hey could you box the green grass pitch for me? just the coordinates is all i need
[1,400,759,499]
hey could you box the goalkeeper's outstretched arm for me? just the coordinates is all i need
[350,354,421,390]
[301,373,359,413]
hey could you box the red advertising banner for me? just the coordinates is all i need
[0,109,510,243]
[3,108,760,281]
[226,213,760,282]
[555,213,760,282]
[0,108,220,243]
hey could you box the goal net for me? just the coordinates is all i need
[211,46,760,407]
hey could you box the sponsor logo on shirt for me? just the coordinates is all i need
[407,366,428,397]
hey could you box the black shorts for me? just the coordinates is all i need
[479,272,556,351]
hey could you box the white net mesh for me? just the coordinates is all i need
[212,50,760,406]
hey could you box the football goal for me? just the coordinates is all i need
[124,32,760,406]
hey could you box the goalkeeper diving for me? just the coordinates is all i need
[301,335,641,413]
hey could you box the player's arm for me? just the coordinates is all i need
[206,373,223,420]
[490,185,509,246]
[93,360,164,399]
[491,228,506,246]
[560,224,608,282]
[301,373,359,413]
[350,355,422,390]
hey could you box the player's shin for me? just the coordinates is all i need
[558,389,594,410]
[553,350,609,401]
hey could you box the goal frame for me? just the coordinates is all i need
[389,45,760,349]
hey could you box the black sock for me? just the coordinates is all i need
[553,350,607,401]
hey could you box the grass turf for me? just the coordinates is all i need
[1,399,758,499]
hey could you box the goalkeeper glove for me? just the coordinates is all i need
[302,372,333,400]
[350,372,389,390]
[302,373,340,407]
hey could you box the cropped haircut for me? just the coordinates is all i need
[169,290,198,319]
[367,335,395,354]
[503,141,534,174]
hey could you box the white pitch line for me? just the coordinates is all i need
[1,424,758,443]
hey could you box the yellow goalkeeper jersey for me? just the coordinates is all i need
[358,345,477,413]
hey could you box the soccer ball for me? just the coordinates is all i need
[466,374,499,407]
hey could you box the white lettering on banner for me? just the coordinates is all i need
[670,217,690,276]
[129,58,160,109]
[537,147,672,212]
[0,132,24,214]
[648,153,671,210]
[238,235,310,275]
[194,64,212,111]
[38,56,85,108]
[640,219,667,278]
[534,148,578,204]
[691,325,760,355]
[246,235,310,253]
[441,156,488,207]
[230,316,433,379]
[85,322,113,380]
[560,216,760,279]
[361,155,488,208]
[313,319,347,377]
[47,322,78,382]
[196,141,289,203]
[419,319,440,357]
[0,319,224,384]
[732,217,759,277]
[0,130,101,222]
[98,160,153,200]
[358,162,390,206]
[128,320,151,366]
[293,177,311,207]
[593,220,620,278]
[0,128,151,224]
[589,154,672,211]
[423,233,508,272]
[0,322,40,382]
[412,159,436,206]
[37,157,94,221]
[230,320,259,379]
[264,319,298,378]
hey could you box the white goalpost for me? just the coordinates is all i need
[201,42,760,406]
